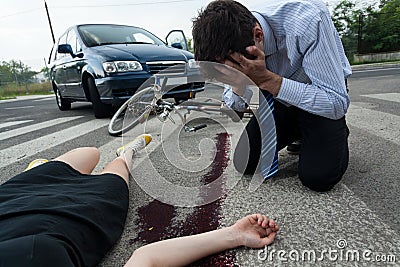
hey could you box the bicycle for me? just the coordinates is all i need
[108,75,255,136]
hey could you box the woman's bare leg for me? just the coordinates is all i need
[54,147,100,174]
[100,157,130,185]
[101,134,152,185]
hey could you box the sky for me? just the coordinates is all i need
[0,0,340,72]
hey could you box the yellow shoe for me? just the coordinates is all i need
[24,159,49,171]
[116,134,152,157]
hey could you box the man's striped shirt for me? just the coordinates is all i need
[224,0,352,120]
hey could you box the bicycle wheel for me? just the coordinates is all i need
[108,87,155,136]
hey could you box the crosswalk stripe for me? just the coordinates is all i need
[0,116,83,141]
[0,119,109,169]
[362,92,400,103]
[347,103,400,145]
[0,120,33,130]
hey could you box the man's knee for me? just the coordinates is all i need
[233,151,258,175]
[298,168,344,192]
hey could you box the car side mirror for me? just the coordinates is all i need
[75,52,84,58]
[58,44,83,58]
[166,30,189,51]
[171,42,183,49]
[58,44,73,54]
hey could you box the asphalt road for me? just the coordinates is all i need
[0,63,399,266]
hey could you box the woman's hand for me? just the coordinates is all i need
[230,213,279,248]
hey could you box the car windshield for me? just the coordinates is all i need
[77,24,165,47]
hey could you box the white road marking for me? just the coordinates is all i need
[0,119,109,169]
[4,106,35,110]
[353,67,400,73]
[361,92,400,103]
[0,120,33,130]
[0,95,54,103]
[0,116,83,141]
[347,103,400,145]
[33,97,55,102]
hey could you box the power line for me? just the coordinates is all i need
[0,8,42,20]
[0,0,202,20]
[51,0,201,9]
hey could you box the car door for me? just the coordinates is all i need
[52,33,69,95]
[64,29,85,98]
[166,30,189,51]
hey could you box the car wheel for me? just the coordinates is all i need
[54,86,71,111]
[87,77,111,118]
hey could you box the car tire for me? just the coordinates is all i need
[54,86,71,111]
[87,77,111,118]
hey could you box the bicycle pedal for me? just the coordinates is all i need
[184,124,207,132]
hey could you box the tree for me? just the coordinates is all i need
[359,0,400,53]
[331,0,400,56]
[331,0,360,57]
[0,60,37,86]
[40,66,51,80]
[332,0,357,36]
[187,38,194,53]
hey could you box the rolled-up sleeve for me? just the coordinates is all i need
[276,13,350,120]
[222,84,253,112]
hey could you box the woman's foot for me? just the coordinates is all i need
[24,159,48,171]
[116,134,152,156]
[117,134,152,167]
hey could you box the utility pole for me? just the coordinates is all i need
[44,0,55,44]
[357,13,363,54]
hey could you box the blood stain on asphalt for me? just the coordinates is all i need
[131,133,239,266]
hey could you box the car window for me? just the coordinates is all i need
[132,33,155,44]
[66,30,78,54]
[56,32,68,60]
[49,42,57,63]
[77,25,165,47]
[76,37,82,52]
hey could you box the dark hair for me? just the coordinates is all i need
[192,0,257,62]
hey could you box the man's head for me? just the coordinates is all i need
[192,0,260,62]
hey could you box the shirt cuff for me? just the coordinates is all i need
[276,78,306,106]
[222,85,252,112]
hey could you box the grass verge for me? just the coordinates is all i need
[0,82,53,100]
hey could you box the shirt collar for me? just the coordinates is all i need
[251,11,277,56]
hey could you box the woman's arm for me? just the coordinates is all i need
[125,214,279,267]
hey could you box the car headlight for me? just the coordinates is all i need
[188,59,199,69]
[103,61,143,73]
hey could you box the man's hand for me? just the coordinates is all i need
[222,46,283,96]
[212,63,254,96]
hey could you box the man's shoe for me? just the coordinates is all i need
[24,159,49,171]
[116,134,152,157]
[286,140,301,155]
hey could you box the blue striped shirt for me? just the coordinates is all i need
[223,0,351,120]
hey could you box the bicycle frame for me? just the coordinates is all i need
[108,73,255,136]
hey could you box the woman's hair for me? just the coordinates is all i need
[192,0,257,62]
